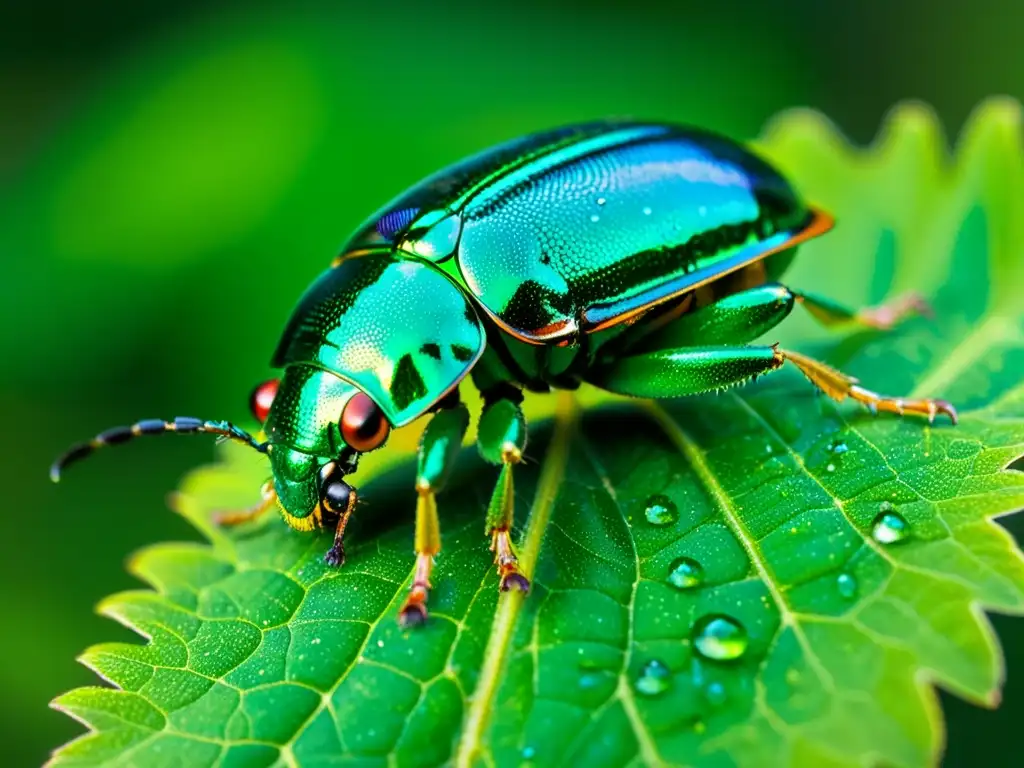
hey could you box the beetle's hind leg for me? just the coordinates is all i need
[779,348,957,423]
[398,400,470,628]
[214,480,277,526]
[792,289,932,331]
[590,341,956,424]
[478,387,530,594]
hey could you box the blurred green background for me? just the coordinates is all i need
[4,1,1023,764]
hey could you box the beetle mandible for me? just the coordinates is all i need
[52,121,956,626]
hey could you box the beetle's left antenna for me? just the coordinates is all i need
[50,417,270,482]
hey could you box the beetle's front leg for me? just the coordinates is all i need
[398,399,470,628]
[214,480,277,526]
[478,386,531,593]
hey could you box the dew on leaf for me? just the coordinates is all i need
[522,746,536,760]
[579,672,603,689]
[828,440,849,455]
[692,615,748,661]
[634,659,672,696]
[872,509,910,544]
[667,557,705,590]
[826,463,836,473]
[705,680,727,706]
[836,572,858,599]
[645,495,678,526]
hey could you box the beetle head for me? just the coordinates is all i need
[263,364,391,525]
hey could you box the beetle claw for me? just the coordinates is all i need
[398,555,434,627]
[323,544,345,568]
[492,528,530,594]
[398,602,428,628]
[500,571,531,593]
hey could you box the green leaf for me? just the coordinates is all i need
[52,100,1024,768]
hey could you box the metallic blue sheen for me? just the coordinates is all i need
[345,122,808,344]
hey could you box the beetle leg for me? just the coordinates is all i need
[591,342,956,423]
[398,489,441,627]
[621,283,795,355]
[590,344,786,398]
[322,493,355,567]
[779,348,957,424]
[478,388,530,593]
[398,400,470,628]
[792,289,932,331]
[486,454,530,593]
[214,480,277,526]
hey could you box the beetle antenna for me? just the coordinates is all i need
[50,417,269,482]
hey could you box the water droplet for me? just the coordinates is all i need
[596,197,606,206]
[872,510,910,544]
[579,672,603,689]
[522,746,536,760]
[826,463,836,473]
[828,440,849,455]
[645,495,678,526]
[590,214,600,222]
[667,557,705,590]
[879,500,895,513]
[705,681,727,706]
[836,572,857,599]
[642,206,652,215]
[692,615,748,661]
[634,659,672,696]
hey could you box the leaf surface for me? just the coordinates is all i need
[52,101,1024,768]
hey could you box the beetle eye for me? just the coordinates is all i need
[249,379,279,423]
[340,393,391,452]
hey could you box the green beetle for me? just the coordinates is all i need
[52,121,955,626]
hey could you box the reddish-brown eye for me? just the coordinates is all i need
[341,393,391,452]
[249,379,279,423]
